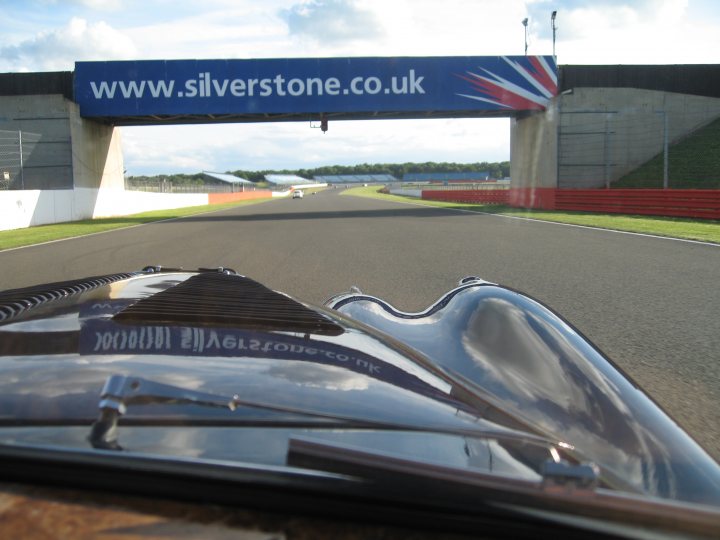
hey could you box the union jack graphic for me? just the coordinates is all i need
[456,56,558,110]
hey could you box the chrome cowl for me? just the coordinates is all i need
[327,278,720,505]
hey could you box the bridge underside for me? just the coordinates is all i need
[92,108,518,127]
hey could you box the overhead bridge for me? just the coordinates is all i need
[70,56,557,126]
[2,58,720,230]
[0,55,558,221]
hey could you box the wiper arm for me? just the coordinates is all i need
[89,374,560,451]
[90,374,236,449]
[90,374,389,449]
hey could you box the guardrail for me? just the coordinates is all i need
[554,189,720,219]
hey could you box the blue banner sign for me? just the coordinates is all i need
[74,56,557,119]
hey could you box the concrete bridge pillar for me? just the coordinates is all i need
[509,99,559,209]
[69,100,124,190]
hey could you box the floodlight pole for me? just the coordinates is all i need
[522,18,529,55]
[551,11,557,58]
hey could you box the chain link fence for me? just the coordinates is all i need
[558,105,720,189]
[0,129,42,190]
[406,181,511,190]
[125,178,249,193]
[1,130,22,189]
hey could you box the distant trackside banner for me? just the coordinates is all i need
[74,56,558,118]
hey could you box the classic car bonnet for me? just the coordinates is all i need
[0,268,719,508]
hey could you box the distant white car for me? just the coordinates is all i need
[292,190,303,199]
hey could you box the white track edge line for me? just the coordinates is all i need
[0,203,264,253]
[378,197,720,247]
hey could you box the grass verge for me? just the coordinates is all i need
[614,117,720,189]
[342,186,720,244]
[0,197,273,251]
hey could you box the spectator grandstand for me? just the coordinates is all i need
[264,174,313,186]
[314,174,396,183]
[201,171,253,185]
[402,172,491,182]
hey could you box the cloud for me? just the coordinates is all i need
[281,0,384,44]
[121,118,510,175]
[0,17,136,71]
[124,6,293,61]
[332,0,529,57]
[520,0,720,64]
[69,0,124,9]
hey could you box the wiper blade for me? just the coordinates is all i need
[287,437,720,540]
[88,374,558,451]
[288,436,598,494]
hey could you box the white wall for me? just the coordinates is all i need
[0,188,210,231]
[389,188,422,197]
[91,188,208,218]
[0,191,42,230]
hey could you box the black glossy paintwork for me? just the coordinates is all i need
[0,272,556,484]
[0,271,719,509]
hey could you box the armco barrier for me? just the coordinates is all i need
[508,188,556,210]
[421,187,720,220]
[554,189,720,219]
[422,189,509,204]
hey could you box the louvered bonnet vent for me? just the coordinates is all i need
[113,273,344,336]
[0,273,139,322]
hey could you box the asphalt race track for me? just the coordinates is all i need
[1,188,719,460]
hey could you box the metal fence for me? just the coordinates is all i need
[125,179,246,193]
[558,106,720,189]
[0,129,41,190]
[396,181,510,191]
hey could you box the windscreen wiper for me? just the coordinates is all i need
[89,374,387,450]
[288,435,599,494]
[88,374,557,451]
[286,437,720,540]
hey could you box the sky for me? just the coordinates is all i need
[2,0,719,176]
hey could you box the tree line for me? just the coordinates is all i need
[128,161,511,185]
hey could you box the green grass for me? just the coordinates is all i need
[0,197,273,251]
[5,186,718,249]
[342,186,720,244]
[615,117,720,189]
